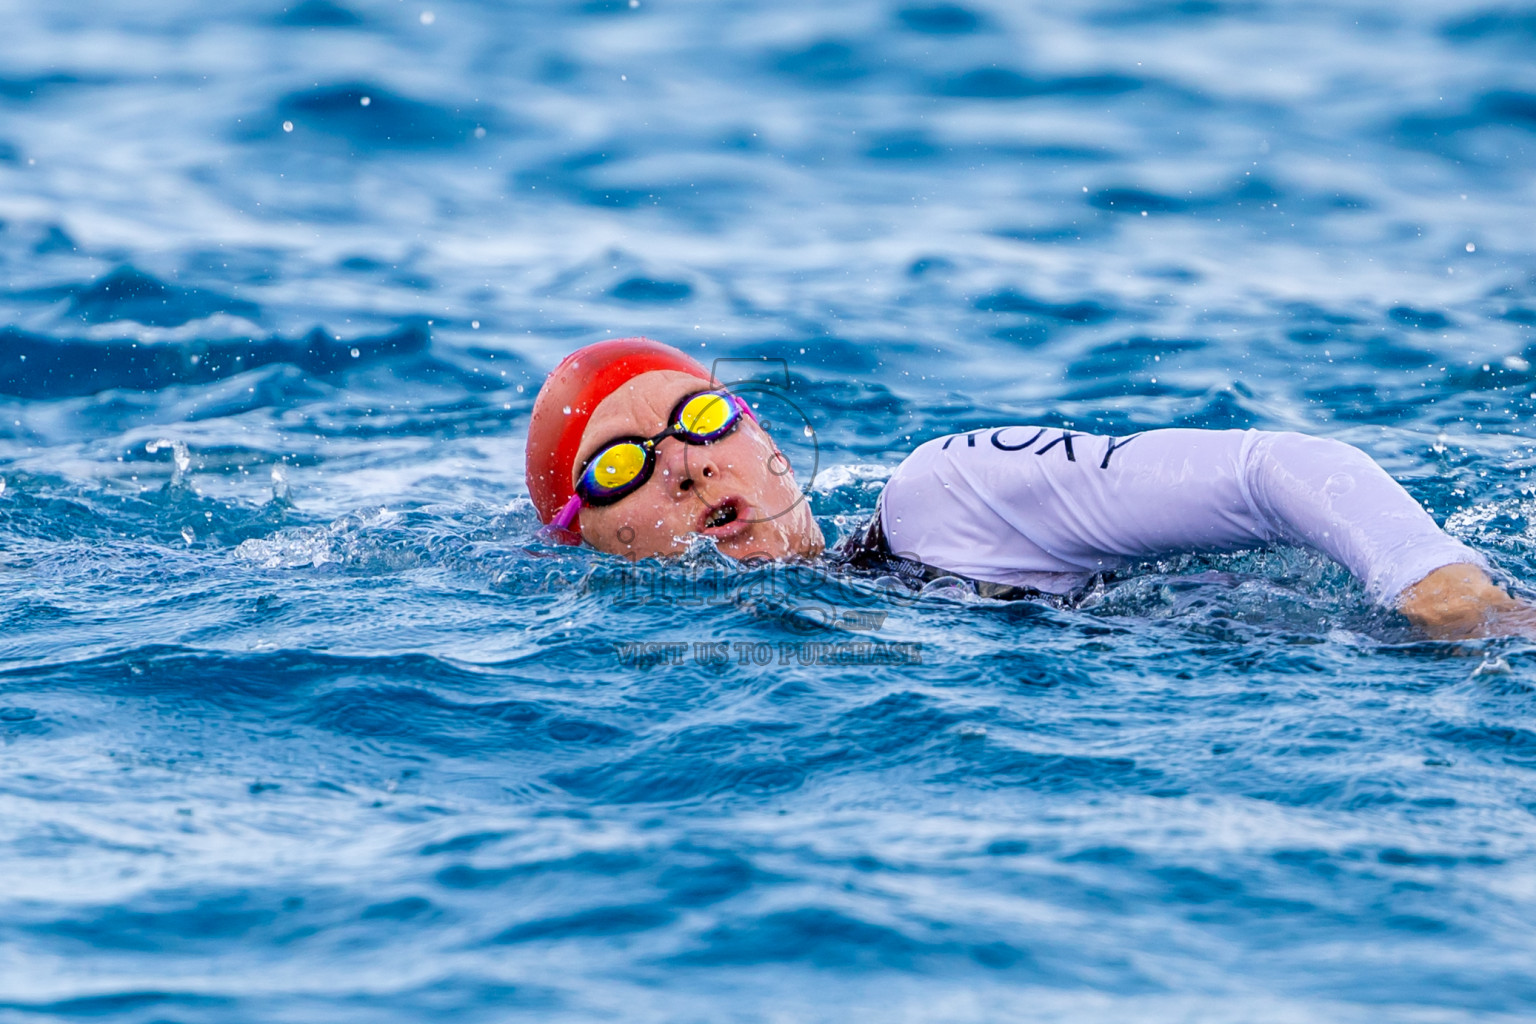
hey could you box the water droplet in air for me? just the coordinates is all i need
[562,406,572,414]
[350,348,360,358]
[803,425,813,437]
[474,126,486,139]
[471,320,480,329]
[360,96,371,106]
[1466,242,1476,252]
[420,10,435,23]
[181,526,196,545]
[282,120,293,132]
[147,438,192,485]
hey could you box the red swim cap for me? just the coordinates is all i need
[525,337,712,535]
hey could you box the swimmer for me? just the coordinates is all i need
[526,337,1536,640]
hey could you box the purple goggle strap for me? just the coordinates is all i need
[550,493,582,532]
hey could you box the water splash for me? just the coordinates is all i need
[271,461,291,503]
[145,438,192,489]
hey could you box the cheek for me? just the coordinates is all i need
[741,437,801,497]
[581,495,693,557]
[720,430,787,483]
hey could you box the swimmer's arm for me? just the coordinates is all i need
[1397,563,1536,639]
[1240,436,1536,637]
[893,426,1527,635]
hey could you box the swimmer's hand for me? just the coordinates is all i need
[1398,563,1536,639]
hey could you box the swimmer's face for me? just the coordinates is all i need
[573,370,825,561]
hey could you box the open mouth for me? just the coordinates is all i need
[699,497,750,536]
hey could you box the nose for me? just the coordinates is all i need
[654,437,718,499]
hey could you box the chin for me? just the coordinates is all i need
[724,518,823,562]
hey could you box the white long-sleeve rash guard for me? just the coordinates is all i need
[877,427,1484,606]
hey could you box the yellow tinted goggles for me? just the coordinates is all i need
[575,390,750,506]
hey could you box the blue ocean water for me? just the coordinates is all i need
[3,0,1536,1019]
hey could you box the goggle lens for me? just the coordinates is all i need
[584,440,650,496]
[675,392,737,439]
